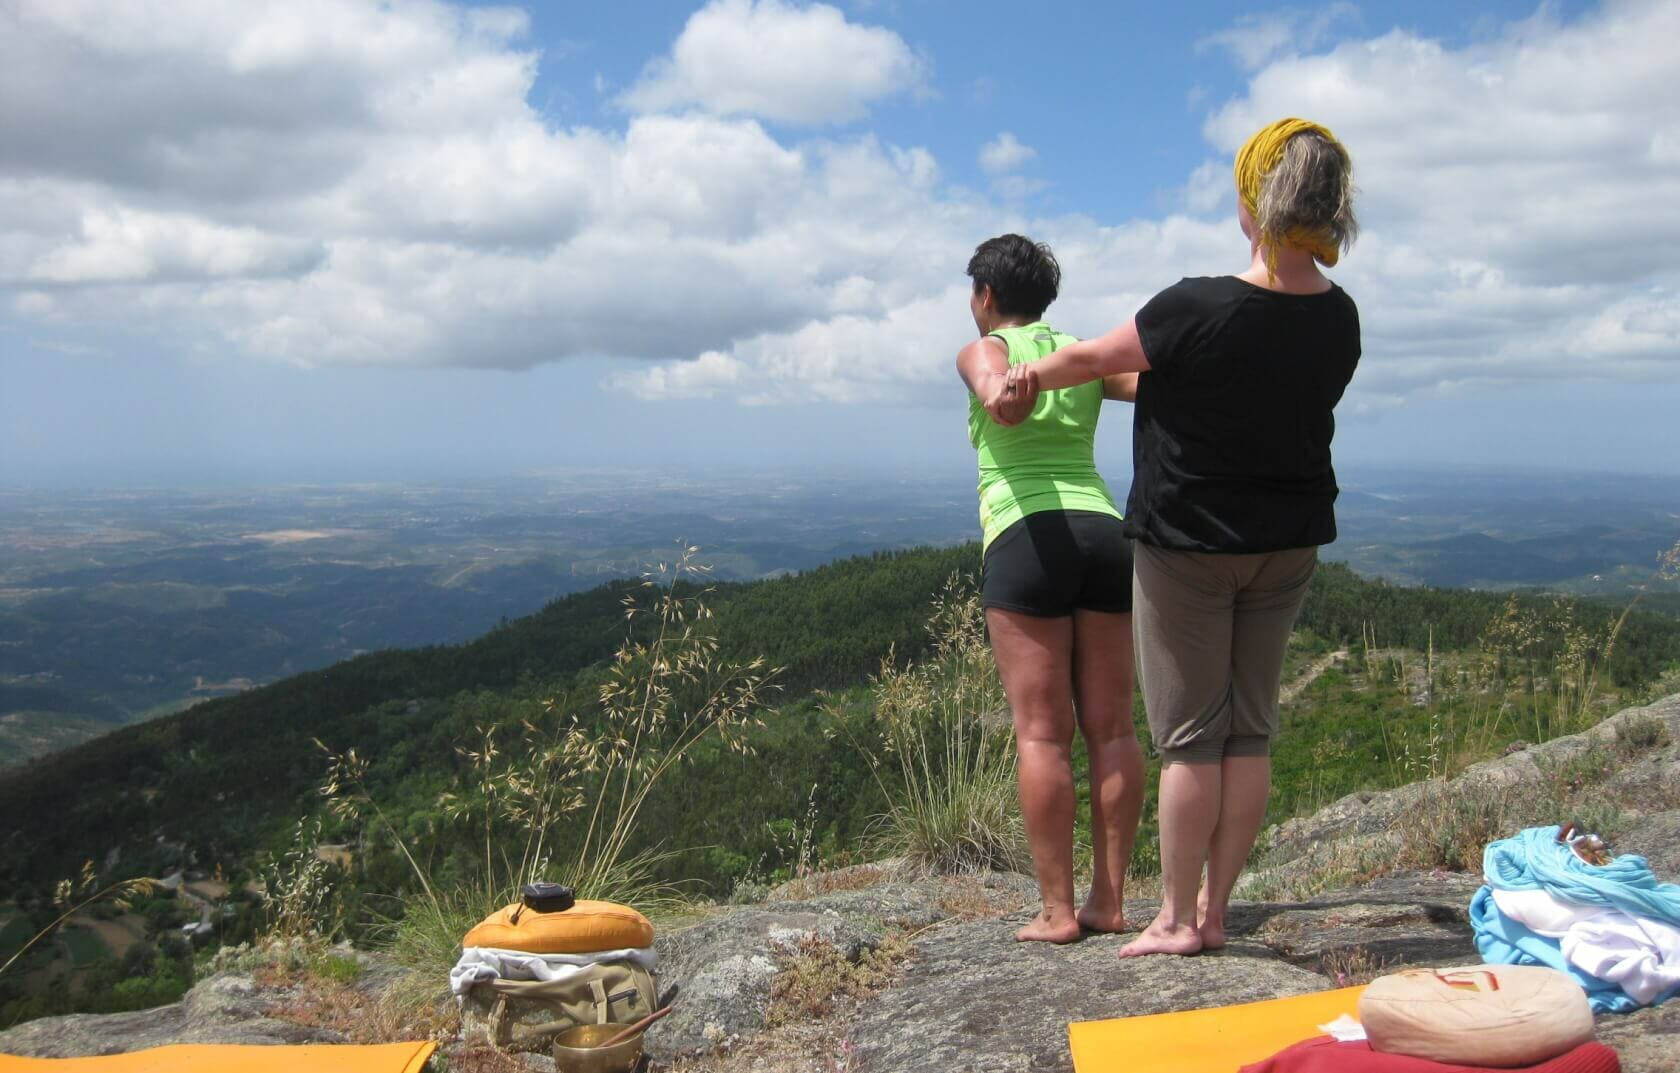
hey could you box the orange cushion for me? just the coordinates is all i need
[461,899,653,954]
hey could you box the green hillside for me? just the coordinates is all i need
[3,543,1680,1030]
[3,545,1677,904]
[0,545,973,894]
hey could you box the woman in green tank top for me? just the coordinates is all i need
[957,234,1146,943]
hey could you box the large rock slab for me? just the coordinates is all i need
[0,974,340,1057]
[652,907,891,1058]
[846,910,1327,1073]
[1261,694,1680,876]
[648,873,1036,1060]
[1596,999,1680,1073]
[1628,811,1680,880]
[1246,872,1485,972]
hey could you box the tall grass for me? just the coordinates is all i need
[261,818,346,943]
[841,577,1027,875]
[317,549,778,980]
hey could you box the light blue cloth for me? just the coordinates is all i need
[1470,824,1680,1013]
[1484,824,1680,920]
[1470,885,1642,1013]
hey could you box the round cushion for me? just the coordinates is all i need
[1359,964,1594,1067]
[461,899,653,955]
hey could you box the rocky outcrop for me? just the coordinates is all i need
[0,974,340,1056]
[1242,693,1680,903]
[650,871,1038,1058]
[1265,694,1678,854]
[5,695,1678,1072]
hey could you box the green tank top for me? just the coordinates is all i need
[968,322,1121,551]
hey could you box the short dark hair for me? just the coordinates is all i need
[966,234,1060,319]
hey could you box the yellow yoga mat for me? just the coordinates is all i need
[1068,986,1365,1073]
[0,1041,436,1073]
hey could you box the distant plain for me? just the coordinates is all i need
[2,464,1676,766]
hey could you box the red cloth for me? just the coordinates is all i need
[1239,1037,1620,1073]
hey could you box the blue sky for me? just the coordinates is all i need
[2,0,1675,487]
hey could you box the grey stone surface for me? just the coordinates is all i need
[650,906,888,1058]
[0,973,341,1057]
[1244,872,1482,967]
[1262,695,1680,873]
[1596,998,1680,1073]
[1629,811,1680,881]
[846,914,1326,1073]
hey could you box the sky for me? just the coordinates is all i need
[1,0,1676,487]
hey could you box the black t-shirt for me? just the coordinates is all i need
[1128,275,1361,553]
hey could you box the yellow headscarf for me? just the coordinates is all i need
[1233,117,1347,269]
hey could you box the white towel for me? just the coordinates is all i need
[1492,887,1680,1005]
[448,945,658,998]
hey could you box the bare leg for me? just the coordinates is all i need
[1198,549,1312,947]
[988,609,1081,943]
[1120,760,1220,957]
[1070,609,1144,933]
[1196,755,1270,948]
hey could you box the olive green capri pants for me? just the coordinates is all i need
[1132,542,1317,765]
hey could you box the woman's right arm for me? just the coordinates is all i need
[1102,372,1139,402]
[1021,318,1152,391]
[957,337,1036,426]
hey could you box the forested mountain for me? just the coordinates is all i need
[2,543,1678,904]
[0,545,973,893]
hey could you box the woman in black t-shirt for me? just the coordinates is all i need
[1002,118,1361,957]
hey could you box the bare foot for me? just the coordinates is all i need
[1196,887,1226,950]
[1015,908,1083,943]
[1076,899,1128,934]
[1198,919,1226,950]
[1118,917,1202,958]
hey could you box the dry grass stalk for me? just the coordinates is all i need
[1319,945,1392,987]
[0,862,158,982]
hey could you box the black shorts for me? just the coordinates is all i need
[981,510,1133,617]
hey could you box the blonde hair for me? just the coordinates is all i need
[1234,118,1357,275]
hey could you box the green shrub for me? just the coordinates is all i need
[844,578,1027,875]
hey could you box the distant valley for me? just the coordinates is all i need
[1332,467,1680,592]
[1,465,1676,766]
[0,472,974,765]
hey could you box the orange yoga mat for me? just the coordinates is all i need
[1068,985,1366,1073]
[0,1041,436,1073]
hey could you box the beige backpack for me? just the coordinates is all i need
[483,959,659,1052]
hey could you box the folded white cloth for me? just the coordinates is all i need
[1317,1013,1368,1042]
[448,945,657,998]
[1492,887,1680,1004]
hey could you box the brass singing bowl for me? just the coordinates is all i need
[551,1023,643,1073]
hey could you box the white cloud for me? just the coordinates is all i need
[1198,3,1360,72]
[978,133,1044,201]
[0,1,957,373]
[1200,0,1680,398]
[2,0,1677,417]
[619,0,925,124]
[614,350,746,400]
[979,132,1035,175]
[22,207,323,285]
